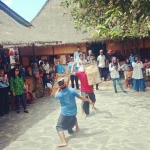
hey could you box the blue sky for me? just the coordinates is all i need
[1,0,47,22]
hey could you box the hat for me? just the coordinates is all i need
[107,50,112,54]
[57,78,65,86]
[99,50,103,52]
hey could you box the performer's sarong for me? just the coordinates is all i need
[81,91,96,115]
[56,114,77,132]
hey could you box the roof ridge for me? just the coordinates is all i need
[31,0,51,23]
[0,1,32,27]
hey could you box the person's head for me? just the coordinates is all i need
[40,61,43,66]
[57,78,67,89]
[79,54,84,60]
[127,66,131,71]
[46,73,50,79]
[145,58,149,63]
[88,50,92,55]
[125,58,130,64]
[90,54,95,60]
[77,46,81,52]
[33,63,37,68]
[70,57,74,62]
[0,69,4,77]
[14,68,20,76]
[130,52,134,56]
[99,50,104,56]
[112,57,117,63]
[44,60,48,64]
[135,55,140,61]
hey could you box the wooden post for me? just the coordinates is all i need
[32,44,36,61]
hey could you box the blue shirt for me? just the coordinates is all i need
[0,77,9,88]
[68,62,78,74]
[56,64,66,74]
[55,88,80,116]
[129,56,135,63]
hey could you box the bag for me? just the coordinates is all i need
[84,63,101,85]
[51,73,70,96]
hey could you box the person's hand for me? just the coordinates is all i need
[13,92,16,96]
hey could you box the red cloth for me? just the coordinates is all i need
[75,71,93,93]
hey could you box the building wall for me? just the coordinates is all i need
[19,43,87,66]
[106,38,150,56]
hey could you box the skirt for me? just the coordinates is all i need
[132,78,146,91]
[56,113,77,132]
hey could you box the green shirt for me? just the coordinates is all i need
[10,76,25,95]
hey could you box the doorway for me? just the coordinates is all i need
[89,42,106,58]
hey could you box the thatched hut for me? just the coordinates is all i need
[19,0,106,65]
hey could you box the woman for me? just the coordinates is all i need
[109,57,126,93]
[35,64,44,98]
[132,56,146,91]
[10,68,29,114]
[0,69,9,117]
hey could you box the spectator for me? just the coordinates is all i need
[129,52,135,64]
[0,69,9,117]
[78,54,87,72]
[125,66,133,89]
[109,57,127,93]
[68,57,79,90]
[74,46,82,69]
[10,68,29,114]
[45,74,53,97]
[132,56,146,91]
[120,58,132,79]
[97,50,106,81]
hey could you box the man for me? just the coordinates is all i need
[55,78,93,147]
[74,46,82,69]
[68,57,79,89]
[97,50,106,81]
[78,54,87,71]
[71,62,97,119]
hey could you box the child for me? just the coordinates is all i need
[129,52,135,65]
[125,66,133,89]
[24,79,34,104]
[45,74,53,97]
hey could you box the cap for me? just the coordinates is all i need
[107,50,112,54]
[57,78,65,86]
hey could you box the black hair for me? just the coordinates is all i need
[11,68,22,79]
[79,54,83,57]
[77,46,80,49]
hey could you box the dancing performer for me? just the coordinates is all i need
[71,62,97,119]
[55,78,93,147]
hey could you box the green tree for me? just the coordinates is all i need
[61,0,150,40]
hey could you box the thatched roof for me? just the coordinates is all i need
[0,1,61,47]
[31,0,94,44]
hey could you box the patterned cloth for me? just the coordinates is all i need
[10,76,24,95]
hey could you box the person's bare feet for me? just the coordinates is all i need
[57,142,68,148]
[82,114,86,119]
[76,127,80,132]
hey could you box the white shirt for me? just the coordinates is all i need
[78,59,87,71]
[97,55,106,68]
[44,63,50,74]
[109,63,120,78]
[74,51,82,63]
[132,62,143,79]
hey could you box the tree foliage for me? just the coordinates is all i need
[61,0,150,40]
